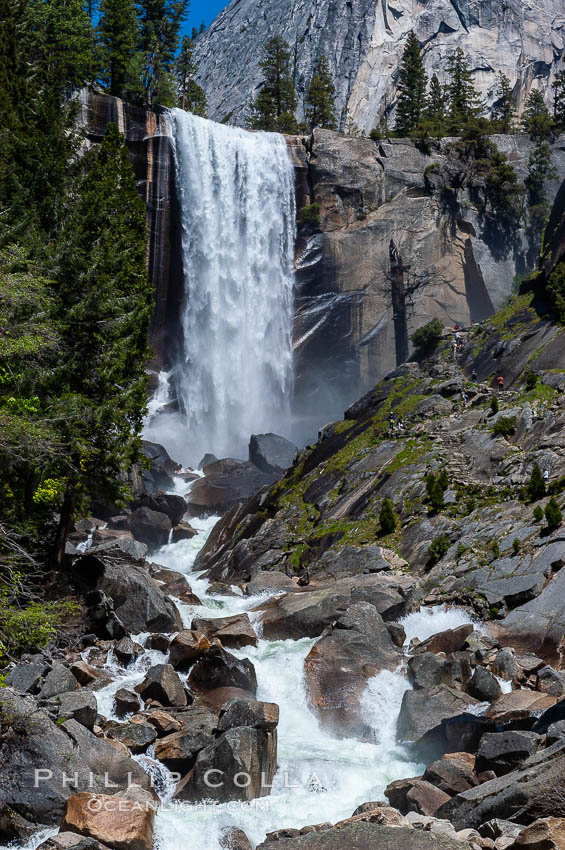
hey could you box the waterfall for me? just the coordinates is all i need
[171,110,296,464]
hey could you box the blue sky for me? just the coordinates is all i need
[184,0,228,33]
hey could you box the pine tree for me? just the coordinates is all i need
[305,56,335,129]
[423,73,447,137]
[484,149,524,228]
[394,31,427,136]
[521,89,554,140]
[191,26,197,39]
[249,36,297,134]
[138,0,190,104]
[379,498,397,536]
[199,19,205,33]
[445,48,481,133]
[527,464,546,502]
[554,57,565,131]
[176,34,207,115]
[491,73,516,133]
[97,0,138,97]
[31,0,97,89]
[50,124,153,567]
[545,497,563,531]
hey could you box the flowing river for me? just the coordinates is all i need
[79,492,477,850]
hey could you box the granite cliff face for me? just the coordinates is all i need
[290,129,565,424]
[194,0,565,133]
[78,90,180,367]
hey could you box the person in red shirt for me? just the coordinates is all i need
[497,375,504,390]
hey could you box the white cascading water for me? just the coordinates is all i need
[169,111,296,464]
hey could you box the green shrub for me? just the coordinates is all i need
[428,534,451,565]
[512,537,521,555]
[465,497,476,514]
[490,396,499,415]
[438,469,449,490]
[490,540,500,558]
[545,497,563,531]
[0,596,79,665]
[455,543,468,560]
[297,203,321,227]
[527,464,546,502]
[533,505,544,522]
[492,416,516,437]
[548,476,565,497]
[369,128,382,142]
[379,497,397,535]
[525,371,538,391]
[411,319,444,355]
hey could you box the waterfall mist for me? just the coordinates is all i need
[158,110,296,465]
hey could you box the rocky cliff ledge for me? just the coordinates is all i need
[194,0,565,133]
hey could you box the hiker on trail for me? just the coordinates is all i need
[543,469,550,482]
[462,391,467,406]
[472,369,477,382]
[388,413,395,432]
[451,340,457,358]
[455,331,462,343]
[497,375,504,390]
[454,323,461,331]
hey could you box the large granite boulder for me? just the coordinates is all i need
[256,822,472,849]
[0,690,150,828]
[187,460,276,517]
[249,433,297,475]
[304,602,401,736]
[175,725,277,803]
[72,549,181,634]
[60,788,155,850]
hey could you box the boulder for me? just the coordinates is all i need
[129,507,171,549]
[145,634,170,653]
[137,494,187,527]
[304,602,401,736]
[217,700,279,733]
[153,707,217,773]
[468,667,502,703]
[423,755,480,796]
[256,822,473,848]
[537,666,565,697]
[397,686,481,759]
[168,630,212,670]
[513,818,565,848]
[70,661,107,687]
[437,743,565,830]
[171,522,197,543]
[39,663,79,700]
[143,710,181,736]
[114,689,141,717]
[135,664,187,707]
[412,624,474,656]
[187,460,276,517]
[188,647,257,696]
[486,690,557,724]
[107,723,157,755]
[140,441,179,494]
[246,571,297,595]
[60,791,155,850]
[38,830,112,850]
[220,827,253,850]
[476,731,543,777]
[57,691,98,731]
[0,689,151,827]
[248,433,297,475]
[175,725,277,803]
[408,653,450,691]
[74,552,181,634]
[6,662,50,695]
[191,614,258,649]
[385,777,451,816]
[114,638,144,666]
[386,622,406,647]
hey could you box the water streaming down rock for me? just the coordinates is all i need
[171,110,296,464]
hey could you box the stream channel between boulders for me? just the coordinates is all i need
[4,483,482,850]
[60,475,480,850]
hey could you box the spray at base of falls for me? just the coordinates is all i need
[154,111,296,466]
